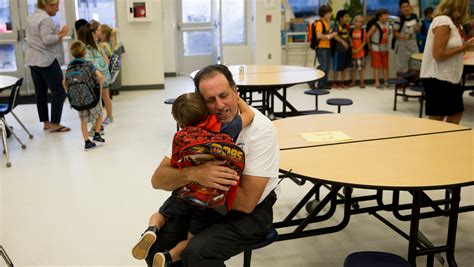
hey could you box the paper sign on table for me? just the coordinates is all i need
[300,131,352,142]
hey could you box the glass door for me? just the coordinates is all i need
[177,0,220,74]
[0,1,23,80]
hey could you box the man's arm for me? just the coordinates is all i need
[151,156,240,191]
[231,174,268,213]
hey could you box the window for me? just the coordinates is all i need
[366,0,399,16]
[222,0,246,45]
[76,0,116,28]
[287,0,327,18]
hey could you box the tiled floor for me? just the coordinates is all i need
[1,76,473,267]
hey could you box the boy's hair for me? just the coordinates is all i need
[376,9,389,20]
[172,93,209,127]
[399,0,409,7]
[70,41,86,58]
[424,7,434,17]
[193,64,236,92]
[318,5,332,18]
[336,10,348,22]
[77,24,99,51]
[352,15,363,23]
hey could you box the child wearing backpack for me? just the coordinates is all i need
[417,7,434,52]
[393,0,420,76]
[63,41,105,150]
[77,22,114,126]
[313,5,337,89]
[332,10,352,89]
[349,15,367,88]
[132,92,254,266]
[97,24,122,90]
[367,9,390,89]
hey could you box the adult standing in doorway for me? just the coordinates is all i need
[420,0,474,124]
[26,0,70,132]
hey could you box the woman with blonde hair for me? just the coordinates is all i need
[420,0,474,124]
[26,0,70,132]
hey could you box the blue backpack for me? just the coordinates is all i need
[65,59,100,111]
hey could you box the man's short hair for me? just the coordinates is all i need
[399,0,410,7]
[193,64,236,92]
[318,5,332,18]
[172,92,209,127]
[69,40,86,59]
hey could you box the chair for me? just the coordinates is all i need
[326,98,353,113]
[243,227,278,267]
[304,89,330,110]
[0,78,28,153]
[344,251,411,267]
[409,84,425,118]
[0,78,33,139]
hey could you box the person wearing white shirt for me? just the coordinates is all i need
[420,0,474,124]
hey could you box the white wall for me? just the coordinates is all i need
[250,0,282,64]
[116,0,165,87]
[161,0,177,74]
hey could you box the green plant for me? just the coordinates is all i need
[343,0,363,18]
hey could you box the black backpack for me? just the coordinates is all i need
[366,18,383,46]
[65,59,100,111]
[392,13,418,49]
[349,28,369,57]
[309,20,328,50]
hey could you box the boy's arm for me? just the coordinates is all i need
[366,26,375,50]
[238,97,254,128]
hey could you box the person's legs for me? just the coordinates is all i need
[446,112,463,124]
[317,49,330,88]
[133,211,169,260]
[152,232,193,267]
[29,66,50,128]
[81,119,89,141]
[102,87,113,122]
[42,60,66,126]
[382,52,389,86]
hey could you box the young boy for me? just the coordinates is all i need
[393,0,420,77]
[63,41,105,150]
[332,10,352,89]
[417,7,434,52]
[367,9,390,89]
[315,5,337,89]
[132,93,254,267]
[350,15,367,88]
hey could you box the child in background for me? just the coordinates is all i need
[349,15,367,88]
[132,92,254,267]
[332,10,352,89]
[96,24,118,60]
[315,5,337,89]
[417,7,434,52]
[367,9,390,89]
[393,0,420,77]
[63,41,105,150]
[83,21,114,125]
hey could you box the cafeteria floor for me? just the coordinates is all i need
[1,76,473,266]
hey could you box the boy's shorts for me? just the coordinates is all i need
[78,101,102,122]
[352,57,366,71]
[333,49,352,71]
[371,50,388,69]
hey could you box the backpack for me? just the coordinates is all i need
[308,20,328,50]
[350,28,369,57]
[108,53,121,84]
[392,13,418,49]
[366,17,383,45]
[171,126,245,211]
[65,59,100,111]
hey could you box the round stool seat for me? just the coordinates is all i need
[164,98,176,105]
[409,85,424,93]
[469,91,474,97]
[304,89,330,96]
[388,79,408,85]
[326,98,353,106]
[344,251,411,267]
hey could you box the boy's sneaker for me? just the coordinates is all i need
[84,141,96,151]
[103,117,114,125]
[153,251,172,267]
[132,226,159,260]
[89,125,105,137]
[93,134,105,143]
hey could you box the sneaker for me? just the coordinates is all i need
[103,117,114,125]
[153,251,172,267]
[375,84,384,90]
[359,82,366,89]
[84,141,96,151]
[332,82,340,89]
[89,125,105,137]
[93,135,105,143]
[132,227,159,260]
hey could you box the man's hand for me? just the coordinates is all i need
[188,161,240,191]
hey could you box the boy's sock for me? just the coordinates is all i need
[93,132,105,143]
[132,226,160,260]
